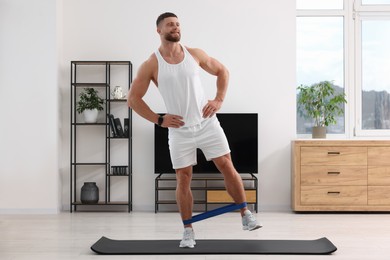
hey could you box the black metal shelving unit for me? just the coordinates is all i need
[155,173,258,213]
[70,61,132,212]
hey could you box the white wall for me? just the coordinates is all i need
[60,0,296,211]
[0,0,296,213]
[0,0,58,213]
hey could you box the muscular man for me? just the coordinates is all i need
[128,12,261,248]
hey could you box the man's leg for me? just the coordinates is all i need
[212,153,262,231]
[175,165,193,227]
[212,153,247,216]
[176,165,196,248]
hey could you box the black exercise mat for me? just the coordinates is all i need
[91,236,337,255]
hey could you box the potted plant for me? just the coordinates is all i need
[297,81,347,138]
[76,88,104,123]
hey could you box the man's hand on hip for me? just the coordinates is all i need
[162,114,185,128]
[202,99,222,118]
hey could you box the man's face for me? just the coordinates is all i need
[158,17,181,42]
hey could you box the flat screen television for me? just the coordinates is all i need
[154,113,258,174]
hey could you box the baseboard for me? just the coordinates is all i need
[0,208,59,214]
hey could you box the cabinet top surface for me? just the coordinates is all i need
[292,139,390,146]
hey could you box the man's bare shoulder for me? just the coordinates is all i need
[142,53,158,69]
[186,46,208,64]
[186,46,205,55]
[137,53,158,77]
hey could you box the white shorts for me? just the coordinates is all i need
[168,116,231,169]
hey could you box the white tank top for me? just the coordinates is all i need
[155,44,207,127]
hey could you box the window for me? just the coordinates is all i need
[296,3,345,135]
[361,20,390,130]
[297,0,390,137]
[355,2,390,135]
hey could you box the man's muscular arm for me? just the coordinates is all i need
[188,48,229,118]
[127,55,184,128]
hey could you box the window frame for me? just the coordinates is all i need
[357,1,390,11]
[297,0,390,138]
[296,3,351,139]
[354,3,390,136]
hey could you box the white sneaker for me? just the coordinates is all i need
[179,227,196,248]
[242,210,262,231]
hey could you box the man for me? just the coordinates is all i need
[127,12,261,248]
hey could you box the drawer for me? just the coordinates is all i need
[368,147,390,166]
[368,166,390,185]
[368,186,390,205]
[301,166,367,186]
[301,147,367,166]
[301,186,367,205]
[207,190,256,203]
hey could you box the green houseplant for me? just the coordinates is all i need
[76,88,104,123]
[297,81,347,138]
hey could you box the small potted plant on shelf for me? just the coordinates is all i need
[297,80,347,138]
[76,88,104,123]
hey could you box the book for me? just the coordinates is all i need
[111,165,128,175]
[114,118,124,137]
[123,118,129,138]
[107,114,118,137]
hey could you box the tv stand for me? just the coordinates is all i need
[154,173,258,213]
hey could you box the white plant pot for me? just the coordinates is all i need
[83,109,99,123]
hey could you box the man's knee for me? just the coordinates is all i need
[176,166,193,187]
[213,154,234,172]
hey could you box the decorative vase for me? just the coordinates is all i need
[111,86,125,99]
[80,182,99,204]
[83,109,98,123]
[312,126,326,139]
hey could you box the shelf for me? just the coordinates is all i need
[72,123,108,126]
[72,201,130,205]
[157,187,208,191]
[71,61,131,65]
[109,99,127,102]
[156,187,257,191]
[206,202,257,205]
[156,200,206,204]
[155,173,258,213]
[70,60,133,213]
[72,163,108,166]
[156,175,257,181]
[155,200,257,205]
[71,83,109,88]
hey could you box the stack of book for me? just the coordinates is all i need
[111,166,128,175]
[107,114,129,138]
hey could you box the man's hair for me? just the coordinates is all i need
[156,12,178,27]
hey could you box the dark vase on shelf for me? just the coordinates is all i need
[80,182,99,204]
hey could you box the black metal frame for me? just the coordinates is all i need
[155,173,258,213]
[70,61,132,212]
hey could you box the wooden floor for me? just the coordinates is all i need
[1,211,390,259]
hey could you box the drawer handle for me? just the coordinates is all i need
[327,191,341,195]
[327,172,341,175]
[328,151,340,155]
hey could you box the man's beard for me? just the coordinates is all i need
[165,32,180,42]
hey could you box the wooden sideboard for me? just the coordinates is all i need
[292,140,390,211]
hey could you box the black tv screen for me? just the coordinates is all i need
[154,113,258,174]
